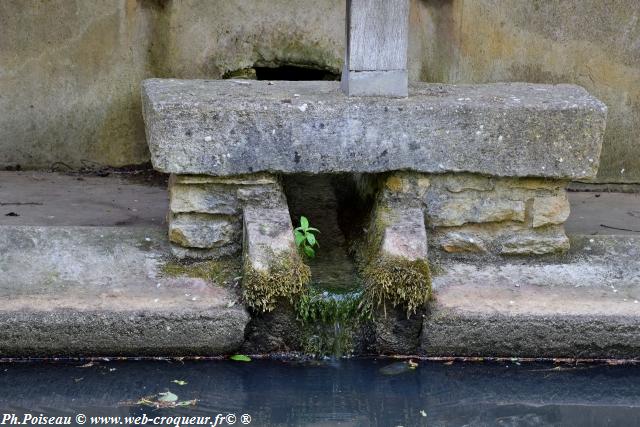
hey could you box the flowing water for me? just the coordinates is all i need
[0,359,639,426]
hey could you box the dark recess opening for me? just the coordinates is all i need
[283,174,373,292]
[254,65,339,81]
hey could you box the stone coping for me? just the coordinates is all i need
[142,79,606,179]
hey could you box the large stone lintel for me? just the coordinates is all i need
[142,79,606,179]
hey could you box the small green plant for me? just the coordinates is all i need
[294,216,320,258]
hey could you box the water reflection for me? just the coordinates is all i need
[0,359,639,426]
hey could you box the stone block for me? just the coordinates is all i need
[170,183,240,215]
[530,194,571,227]
[500,228,570,255]
[379,207,429,261]
[169,182,285,215]
[243,207,296,272]
[241,206,310,312]
[432,223,569,255]
[427,196,526,227]
[168,213,241,250]
[142,80,606,179]
[437,231,488,253]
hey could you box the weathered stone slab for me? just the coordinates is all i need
[142,80,607,179]
[241,207,310,312]
[422,235,640,358]
[0,226,249,356]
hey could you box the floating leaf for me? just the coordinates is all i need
[158,391,178,403]
[172,380,188,386]
[230,354,251,362]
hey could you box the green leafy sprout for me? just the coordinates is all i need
[294,216,320,258]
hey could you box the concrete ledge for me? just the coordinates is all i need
[0,226,249,356]
[422,235,640,358]
[142,79,606,179]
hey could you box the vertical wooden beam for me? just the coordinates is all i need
[341,0,409,97]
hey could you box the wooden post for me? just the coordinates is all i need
[341,0,409,97]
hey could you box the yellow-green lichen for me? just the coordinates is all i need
[161,258,241,284]
[243,253,311,313]
[360,257,432,318]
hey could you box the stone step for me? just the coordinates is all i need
[422,235,640,359]
[0,226,249,357]
[142,80,606,179]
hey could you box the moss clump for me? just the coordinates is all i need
[296,287,363,357]
[355,201,433,318]
[161,258,241,284]
[360,257,432,318]
[243,253,311,312]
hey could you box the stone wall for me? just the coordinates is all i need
[2,0,638,183]
[167,174,286,259]
[425,174,570,255]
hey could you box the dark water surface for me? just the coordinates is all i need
[0,359,639,427]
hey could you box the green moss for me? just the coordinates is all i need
[356,203,433,319]
[295,287,364,357]
[161,258,241,284]
[243,253,311,313]
[360,257,432,318]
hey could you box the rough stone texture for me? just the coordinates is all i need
[169,181,284,215]
[425,174,571,255]
[432,223,569,255]
[371,173,430,261]
[0,226,249,356]
[363,305,425,355]
[416,0,640,183]
[422,235,640,358]
[168,213,241,251]
[500,230,571,255]
[142,79,606,179]
[379,207,428,261]
[170,183,241,215]
[167,173,286,258]
[243,207,297,272]
[531,195,571,227]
